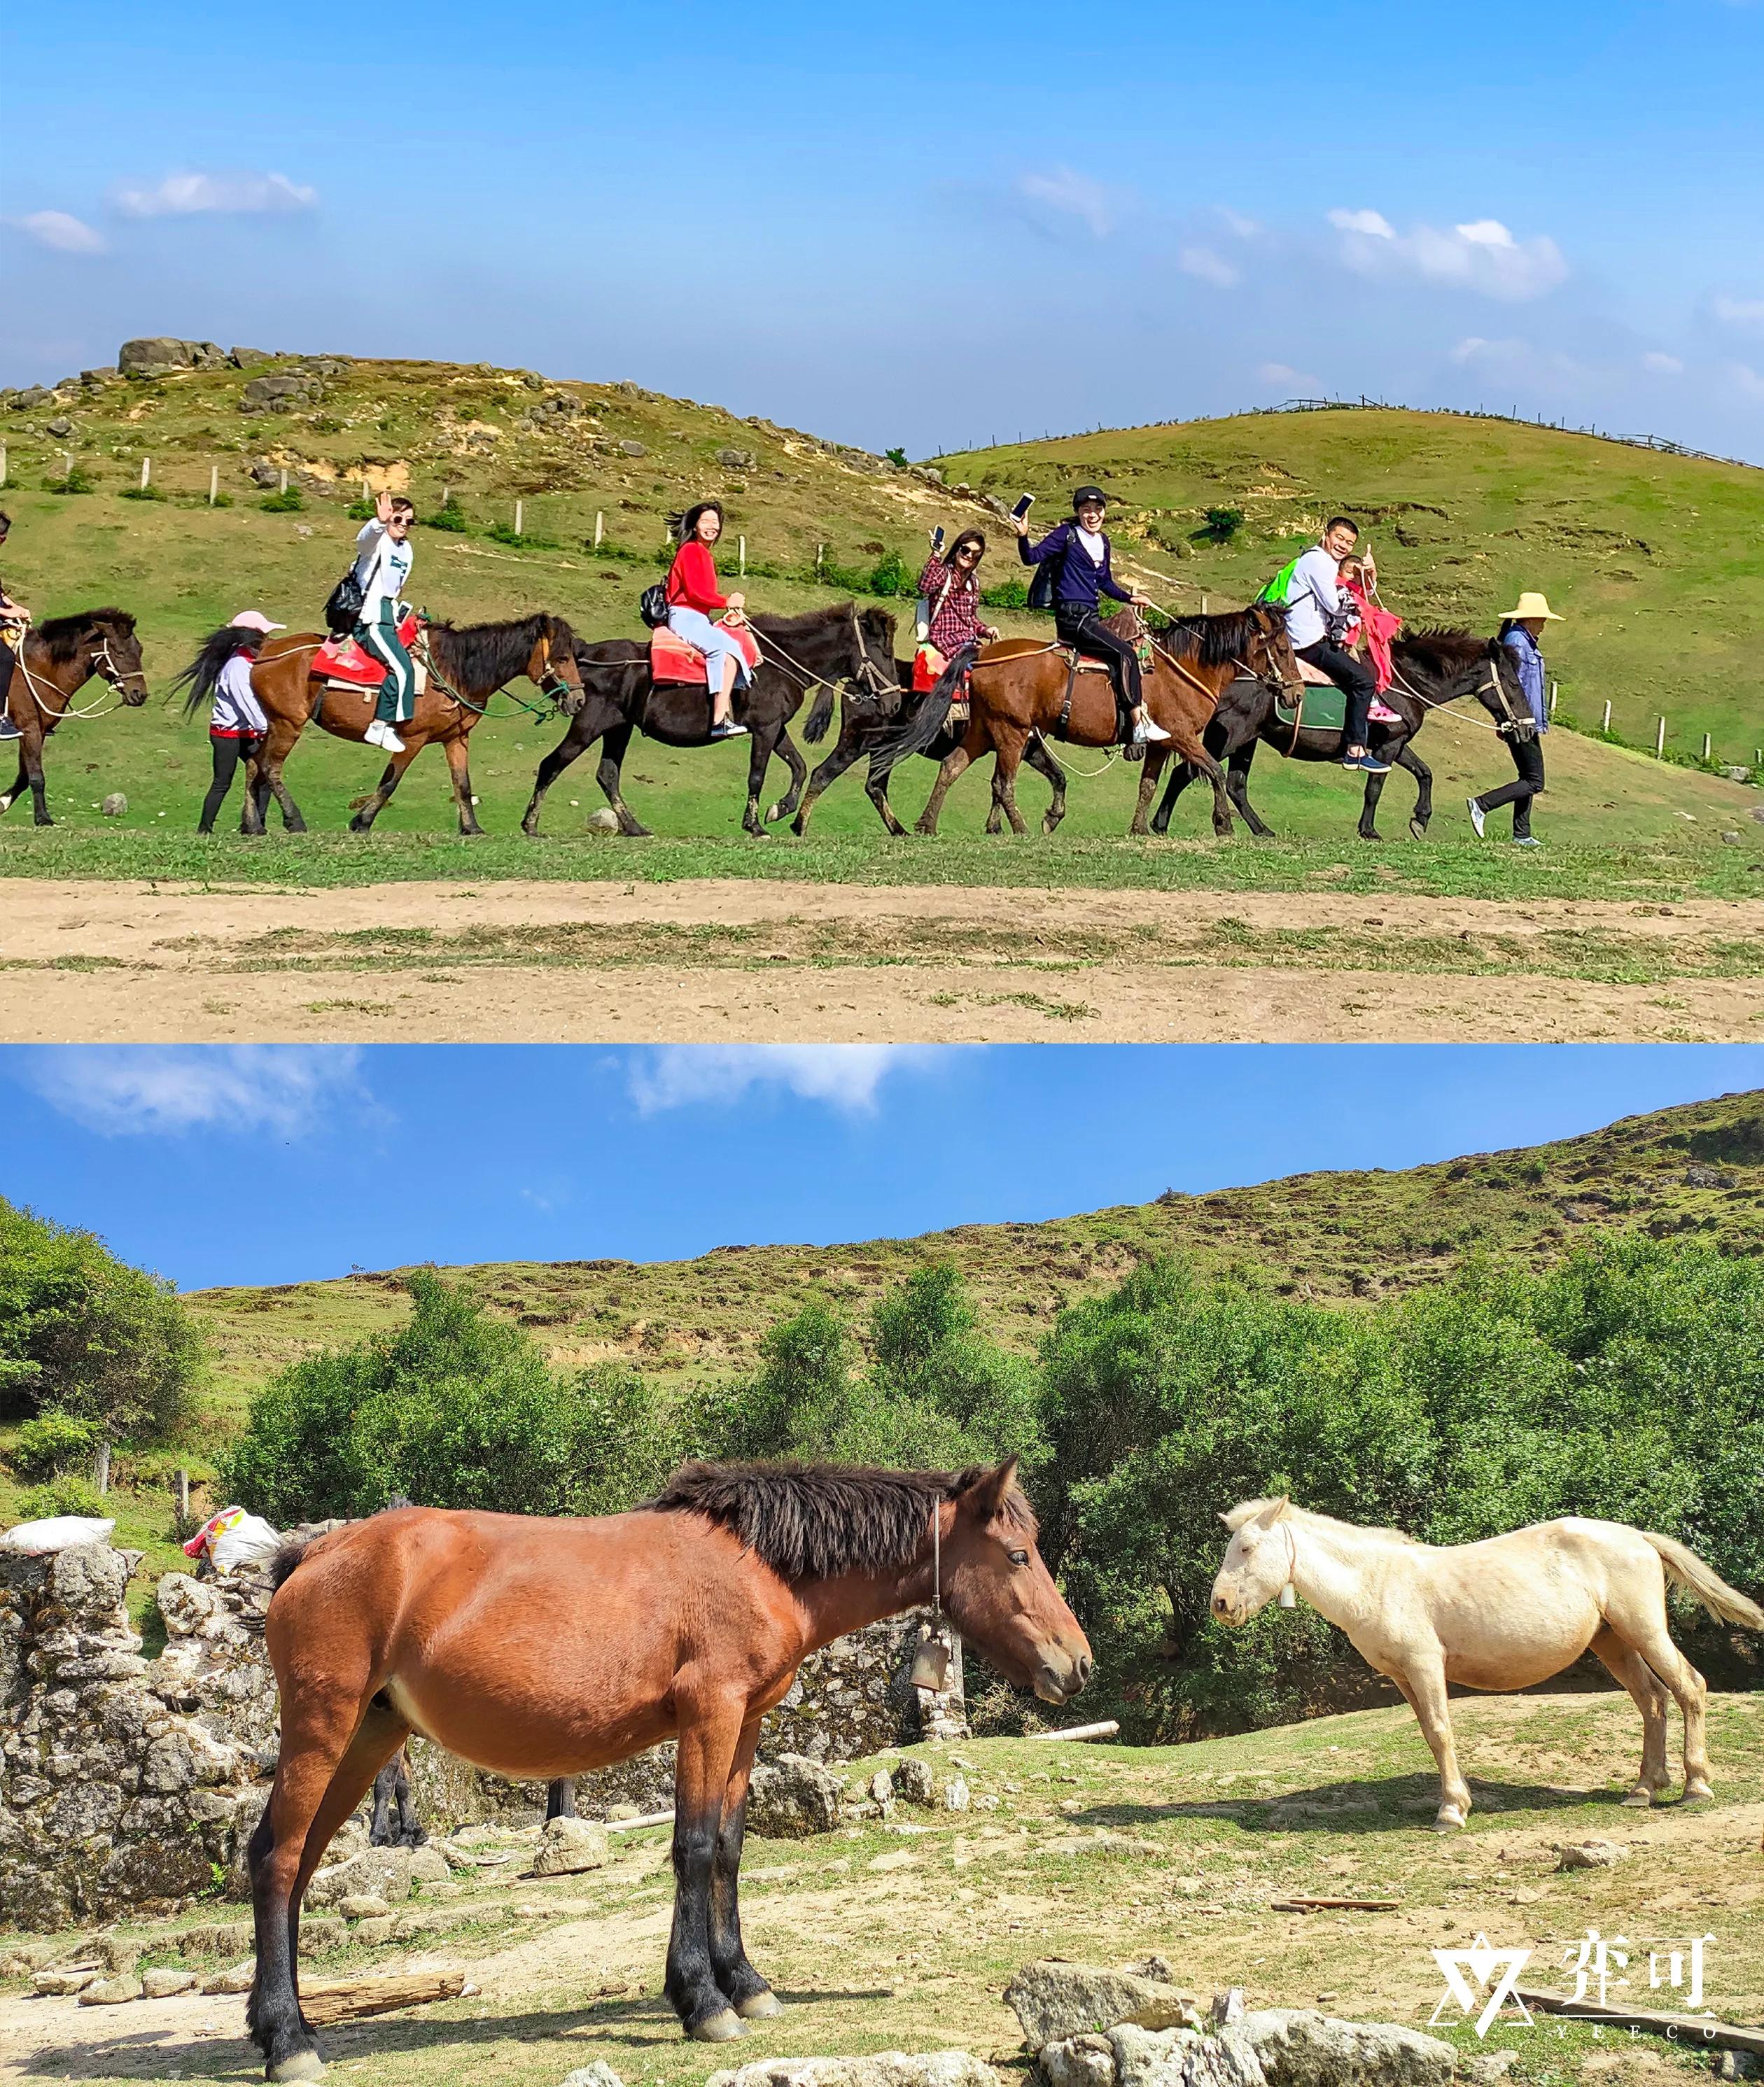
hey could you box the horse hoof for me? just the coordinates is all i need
[1620,1790,1654,1809]
[689,2009,747,2044]
[1679,1787,1714,1808]
[1431,1814,1467,1835]
[268,2052,326,2083]
[736,1991,783,2020]
[764,801,784,823]
[1408,820,1428,841]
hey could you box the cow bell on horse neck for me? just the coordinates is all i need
[1278,1583,1298,1609]
[911,1623,953,1692]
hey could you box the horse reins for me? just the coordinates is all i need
[750,604,895,703]
[8,633,144,722]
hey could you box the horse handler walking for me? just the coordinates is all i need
[1469,590,1560,848]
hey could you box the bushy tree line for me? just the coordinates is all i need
[0,1197,204,1445]
[216,1237,1764,1736]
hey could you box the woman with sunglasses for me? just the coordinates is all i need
[913,528,998,689]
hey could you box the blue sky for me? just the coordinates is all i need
[0,1044,1756,1292]
[4,1,1763,459]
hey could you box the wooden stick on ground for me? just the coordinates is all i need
[1513,1989,1764,2058]
[301,1973,470,2026]
[1025,1720,1121,1743]
[1270,1895,1401,1912]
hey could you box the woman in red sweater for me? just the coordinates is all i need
[664,501,750,740]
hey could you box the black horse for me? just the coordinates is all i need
[520,603,899,839]
[792,661,1069,837]
[1148,626,1526,842]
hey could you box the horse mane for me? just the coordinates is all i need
[1226,1496,1419,1545]
[1157,606,1268,670]
[34,607,136,663]
[648,1459,1035,1582]
[1393,626,1492,677]
[752,603,860,638]
[427,611,574,688]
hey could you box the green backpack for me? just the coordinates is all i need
[1256,556,1301,607]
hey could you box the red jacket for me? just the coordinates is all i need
[665,539,728,614]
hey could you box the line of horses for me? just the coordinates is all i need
[2,595,1526,845]
[245,1456,1759,2083]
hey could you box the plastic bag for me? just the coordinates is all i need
[183,1505,281,1575]
[1,1515,116,1556]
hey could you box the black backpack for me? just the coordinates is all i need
[323,567,365,636]
[1027,560,1056,613]
[639,583,671,628]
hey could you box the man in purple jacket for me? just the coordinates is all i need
[1014,487,1168,745]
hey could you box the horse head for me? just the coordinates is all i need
[527,615,584,711]
[848,604,899,698]
[1244,604,1306,705]
[1210,1496,1296,1624]
[43,608,149,705]
[939,1458,1093,1706]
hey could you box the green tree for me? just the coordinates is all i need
[0,1197,204,1442]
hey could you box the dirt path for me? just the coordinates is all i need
[4,878,1762,1042]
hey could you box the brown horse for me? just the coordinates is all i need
[234,614,582,836]
[0,609,149,825]
[249,1458,1088,2080]
[911,605,1304,840]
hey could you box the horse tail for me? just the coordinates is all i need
[803,683,836,744]
[1643,1532,1764,1631]
[874,645,976,773]
[172,625,243,721]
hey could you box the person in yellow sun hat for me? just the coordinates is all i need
[1469,590,1563,848]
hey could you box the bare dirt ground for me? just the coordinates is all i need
[4,880,1763,1043]
[2,1696,1760,2087]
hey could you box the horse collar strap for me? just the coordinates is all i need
[910,1505,953,1691]
[1278,1523,1299,1609]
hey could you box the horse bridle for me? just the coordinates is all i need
[416,621,580,715]
[10,628,146,719]
[752,604,895,703]
[93,635,149,698]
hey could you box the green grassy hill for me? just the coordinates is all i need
[187,1085,1764,1417]
[939,405,1764,768]
[0,351,1756,867]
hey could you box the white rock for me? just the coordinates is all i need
[531,1817,610,1876]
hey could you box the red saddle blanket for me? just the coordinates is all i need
[313,614,421,687]
[650,621,761,687]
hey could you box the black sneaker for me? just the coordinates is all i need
[709,719,749,740]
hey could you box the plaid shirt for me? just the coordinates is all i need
[917,557,993,657]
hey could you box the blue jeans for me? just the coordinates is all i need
[356,607,415,724]
[666,605,749,700]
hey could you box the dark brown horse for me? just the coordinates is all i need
[249,1459,1088,2079]
[519,604,899,839]
[225,614,582,836]
[1149,627,1526,841]
[911,605,1305,840]
[0,609,148,825]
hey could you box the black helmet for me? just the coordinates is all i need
[1072,485,1107,512]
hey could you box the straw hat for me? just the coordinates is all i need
[1499,591,1562,621]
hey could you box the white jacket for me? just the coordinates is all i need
[352,520,414,622]
[1283,544,1346,650]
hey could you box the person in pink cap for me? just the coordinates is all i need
[174,610,286,834]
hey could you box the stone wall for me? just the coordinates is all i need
[0,1540,966,1930]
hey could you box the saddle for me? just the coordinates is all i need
[1273,655,1404,735]
[312,613,424,696]
[650,621,762,687]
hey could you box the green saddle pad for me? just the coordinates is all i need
[1275,684,1347,733]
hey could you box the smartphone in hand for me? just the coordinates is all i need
[1011,494,1035,521]
[930,526,946,554]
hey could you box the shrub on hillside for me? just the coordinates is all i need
[19,1474,106,1521]
[424,497,470,534]
[0,1198,204,1442]
[8,1411,99,1480]
[218,1270,679,1524]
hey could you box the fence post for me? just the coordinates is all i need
[1656,716,1667,757]
[441,484,450,508]
[738,534,746,576]
[209,464,218,506]
[1702,732,1712,761]
[140,456,150,491]
[94,1442,111,1496]
[514,500,524,538]
[362,477,370,501]
[1200,595,1208,615]
[594,511,604,548]
[816,542,825,579]
[174,1467,190,1522]
[1549,681,1558,716]
[1602,699,1612,732]
[0,444,7,489]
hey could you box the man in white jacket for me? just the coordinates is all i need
[1282,517,1387,773]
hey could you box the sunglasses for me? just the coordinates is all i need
[957,547,981,561]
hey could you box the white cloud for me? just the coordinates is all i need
[1329,209,1566,300]
[1712,295,1764,332]
[1216,208,1261,239]
[1642,351,1685,375]
[17,1046,361,1137]
[628,1046,953,1116]
[113,170,318,218]
[1016,167,1115,239]
[1256,361,1320,391]
[1728,361,1764,400]
[1179,245,1240,288]
[9,210,106,255]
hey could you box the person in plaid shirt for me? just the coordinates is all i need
[913,528,997,688]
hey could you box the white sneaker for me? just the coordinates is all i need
[1133,717,1171,745]
[364,719,386,748]
[1467,796,1486,838]
[381,724,406,753]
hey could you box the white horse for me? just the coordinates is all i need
[1210,1498,1764,1832]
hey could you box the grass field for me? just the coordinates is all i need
[4,1693,1760,2087]
[2,356,1760,890]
